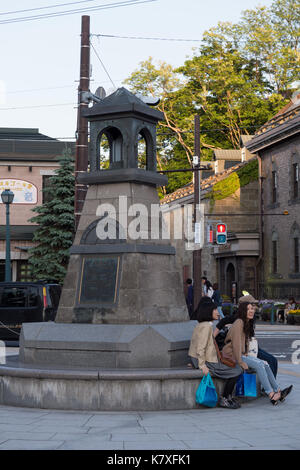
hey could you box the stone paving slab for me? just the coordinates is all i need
[0,362,298,450]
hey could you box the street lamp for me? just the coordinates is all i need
[1,189,14,282]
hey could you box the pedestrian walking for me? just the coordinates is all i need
[201,276,214,298]
[221,301,293,406]
[188,297,243,409]
[212,283,224,319]
[185,278,194,319]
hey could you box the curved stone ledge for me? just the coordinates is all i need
[0,360,260,411]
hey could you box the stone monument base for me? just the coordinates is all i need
[0,358,260,411]
[19,322,196,369]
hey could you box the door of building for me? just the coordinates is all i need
[226,263,235,299]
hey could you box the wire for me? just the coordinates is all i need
[0,0,95,16]
[90,40,116,89]
[0,0,156,25]
[7,85,74,95]
[93,33,202,42]
[0,102,76,110]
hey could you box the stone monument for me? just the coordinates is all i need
[19,88,194,370]
[0,89,260,411]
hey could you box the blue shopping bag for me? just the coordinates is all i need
[235,372,257,397]
[196,373,218,408]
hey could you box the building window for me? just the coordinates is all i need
[42,175,54,204]
[17,261,32,282]
[0,261,4,282]
[294,237,299,273]
[293,163,299,199]
[272,171,277,204]
[272,240,278,274]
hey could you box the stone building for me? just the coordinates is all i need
[0,128,74,281]
[161,157,260,300]
[246,96,300,299]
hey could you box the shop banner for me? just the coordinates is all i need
[0,179,37,204]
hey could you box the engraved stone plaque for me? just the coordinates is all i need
[78,255,121,306]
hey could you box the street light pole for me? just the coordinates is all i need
[1,189,14,282]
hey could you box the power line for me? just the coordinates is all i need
[0,102,76,110]
[92,33,202,42]
[0,0,156,25]
[90,40,116,89]
[0,1,95,16]
[7,85,74,94]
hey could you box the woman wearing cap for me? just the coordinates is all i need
[222,302,293,406]
[189,297,243,409]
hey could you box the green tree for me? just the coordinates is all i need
[28,150,75,284]
[124,0,300,196]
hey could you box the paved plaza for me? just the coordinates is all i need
[0,360,299,450]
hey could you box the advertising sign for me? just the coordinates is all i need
[0,179,37,204]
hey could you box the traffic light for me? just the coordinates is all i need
[216,223,227,245]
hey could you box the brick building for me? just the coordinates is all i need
[161,156,260,300]
[246,97,300,299]
[0,128,75,282]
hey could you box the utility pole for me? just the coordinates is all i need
[74,15,90,230]
[193,114,202,311]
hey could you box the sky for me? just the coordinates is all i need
[0,0,275,140]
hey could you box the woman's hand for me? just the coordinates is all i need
[202,365,210,376]
[241,362,249,370]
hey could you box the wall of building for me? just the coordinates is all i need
[163,179,260,299]
[260,134,300,299]
[0,162,58,225]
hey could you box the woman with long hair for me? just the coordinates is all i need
[189,297,243,409]
[201,277,213,298]
[222,302,293,406]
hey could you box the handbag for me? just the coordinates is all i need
[195,373,218,408]
[213,337,236,368]
[235,372,257,397]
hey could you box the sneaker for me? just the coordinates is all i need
[218,396,238,409]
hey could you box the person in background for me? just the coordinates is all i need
[212,283,224,319]
[221,301,293,406]
[214,294,278,378]
[201,276,214,298]
[185,278,194,319]
[188,297,243,409]
[279,297,296,324]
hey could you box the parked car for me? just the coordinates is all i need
[0,282,61,340]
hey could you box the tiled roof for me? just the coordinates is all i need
[0,128,56,141]
[0,128,75,160]
[246,100,300,152]
[240,134,255,146]
[161,159,251,205]
[255,99,300,137]
[213,149,241,160]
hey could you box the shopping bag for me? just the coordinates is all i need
[235,372,257,397]
[196,373,218,408]
[244,372,257,397]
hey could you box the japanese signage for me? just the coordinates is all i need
[0,179,37,204]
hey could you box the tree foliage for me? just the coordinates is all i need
[28,150,75,284]
[124,0,300,196]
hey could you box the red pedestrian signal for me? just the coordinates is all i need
[216,223,227,245]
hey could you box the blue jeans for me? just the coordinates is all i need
[242,355,279,395]
[217,306,225,319]
[258,348,278,378]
